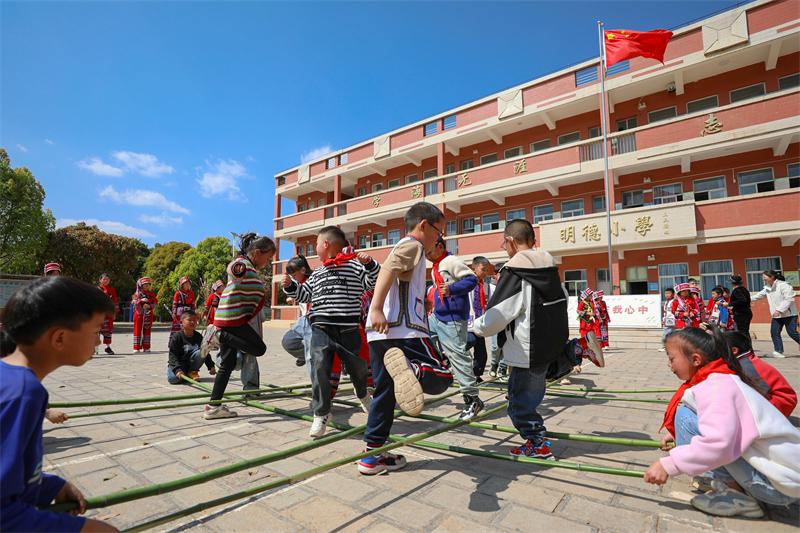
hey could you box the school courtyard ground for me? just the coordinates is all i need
[42,326,799,533]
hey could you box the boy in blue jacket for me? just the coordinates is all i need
[1,276,118,532]
[426,237,483,420]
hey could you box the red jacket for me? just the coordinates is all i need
[739,351,797,417]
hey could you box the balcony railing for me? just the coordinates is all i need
[445,239,458,255]
[579,141,604,162]
[612,133,636,155]
[444,176,457,192]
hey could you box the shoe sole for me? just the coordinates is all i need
[509,451,555,460]
[459,401,484,421]
[690,498,764,518]
[384,348,425,416]
[357,458,407,475]
[309,415,332,439]
[204,412,238,420]
[585,331,605,368]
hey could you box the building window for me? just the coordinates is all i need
[564,270,588,296]
[425,182,438,195]
[504,147,522,159]
[558,131,580,145]
[738,168,774,195]
[445,164,455,174]
[388,178,400,189]
[622,190,644,209]
[297,203,306,212]
[730,83,766,103]
[506,208,525,221]
[443,114,457,130]
[575,66,598,87]
[788,163,800,189]
[693,176,726,201]
[589,126,601,139]
[606,60,630,76]
[461,160,474,170]
[653,183,683,204]
[296,246,304,256]
[372,233,385,247]
[617,117,638,132]
[533,204,554,224]
[648,106,677,123]
[424,121,438,136]
[326,157,337,170]
[746,257,782,292]
[358,187,367,197]
[371,183,384,193]
[339,153,348,165]
[561,199,584,218]
[446,220,457,234]
[423,169,437,180]
[406,173,419,183]
[318,199,325,207]
[592,195,606,213]
[480,153,498,165]
[700,260,733,297]
[387,229,401,245]
[358,235,369,249]
[531,139,551,152]
[461,217,478,234]
[278,176,286,186]
[659,263,689,298]
[307,244,315,257]
[482,213,501,231]
[308,201,315,210]
[626,266,648,282]
[779,73,800,91]
[687,95,718,114]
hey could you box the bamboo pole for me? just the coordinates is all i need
[548,387,677,394]
[545,392,669,403]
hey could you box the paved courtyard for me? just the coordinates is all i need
[42,326,799,533]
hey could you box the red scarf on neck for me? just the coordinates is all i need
[323,252,357,267]
[661,358,736,436]
[431,251,449,301]
[479,281,486,310]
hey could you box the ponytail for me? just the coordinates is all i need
[286,255,312,277]
[238,232,276,258]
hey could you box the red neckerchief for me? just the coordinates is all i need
[323,252,357,267]
[431,251,450,301]
[661,358,736,436]
[478,280,487,310]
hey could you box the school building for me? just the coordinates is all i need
[270,0,800,334]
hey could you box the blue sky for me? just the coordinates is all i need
[2,0,739,256]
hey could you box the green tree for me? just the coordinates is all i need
[0,148,55,273]
[167,236,231,314]
[143,241,192,320]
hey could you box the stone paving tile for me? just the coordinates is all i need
[475,475,566,512]
[356,489,445,529]
[419,482,508,523]
[560,495,658,532]
[612,486,715,526]
[498,503,595,533]
[282,494,377,532]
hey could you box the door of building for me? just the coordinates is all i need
[596,268,611,294]
[625,266,649,295]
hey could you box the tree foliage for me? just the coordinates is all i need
[144,241,192,320]
[0,149,56,274]
[167,236,232,312]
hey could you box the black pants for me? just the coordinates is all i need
[209,323,266,403]
[733,310,753,339]
[466,332,488,377]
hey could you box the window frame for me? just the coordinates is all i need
[746,257,782,292]
[424,121,438,136]
[778,73,800,91]
[737,167,774,196]
[388,229,401,245]
[460,159,474,170]
[653,183,684,205]
[405,173,420,183]
[358,235,369,249]
[699,260,734,298]
[481,213,501,232]
[592,195,606,213]
[621,189,644,209]
[422,169,438,180]
[425,181,438,195]
[616,117,638,132]
[788,162,800,189]
[339,153,348,165]
[693,175,727,202]
[387,178,401,189]
[371,232,385,247]
[564,269,588,296]
[686,95,719,114]
[278,176,286,186]
[297,203,306,212]
[461,217,478,234]
[533,204,554,224]
[326,156,337,170]
[506,208,525,221]
[443,115,457,130]
[648,106,677,124]
[444,164,455,175]
[504,146,523,159]
[588,126,602,139]
[307,244,315,257]
[658,263,689,299]
[530,139,551,152]
[479,153,498,165]
[358,187,367,197]
[561,199,584,218]
[557,131,581,145]
[730,82,766,104]
[371,183,384,193]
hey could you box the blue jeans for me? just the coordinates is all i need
[282,315,313,381]
[662,327,674,343]
[429,315,477,396]
[309,324,369,416]
[507,364,548,444]
[771,315,800,353]
[167,349,205,384]
[674,405,797,505]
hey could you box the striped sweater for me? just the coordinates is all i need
[213,257,266,328]
[284,259,380,326]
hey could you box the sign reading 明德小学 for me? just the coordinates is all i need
[568,295,663,329]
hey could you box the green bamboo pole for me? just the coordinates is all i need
[545,392,669,403]
[548,387,677,393]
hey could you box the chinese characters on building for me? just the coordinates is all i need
[663,211,669,235]
[701,114,723,137]
[634,215,653,236]
[372,195,381,207]
[458,173,471,187]
[411,185,422,198]
[513,159,527,174]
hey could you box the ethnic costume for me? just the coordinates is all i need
[132,277,157,351]
[707,296,734,330]
[689,287,704,327]
[670,284,695,329]
[202,281,225,324]
[98,283,119,350]
[594,290,610,348]
[169,277,196,347]
[577,289,601,339]
[44,263,61,275]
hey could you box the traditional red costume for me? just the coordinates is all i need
[133,277,157,351]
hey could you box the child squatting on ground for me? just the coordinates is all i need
[645,325,800,518]
[0,276,118,532]
[168,310,214,384]
[282,226,379,438]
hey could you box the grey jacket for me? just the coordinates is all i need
[752,280,798,318]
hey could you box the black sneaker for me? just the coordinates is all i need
[475,376,484,384]
[295,358,306,367]
[459,395,484,421]
[104,347,115,355]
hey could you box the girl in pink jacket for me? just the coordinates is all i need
[645,325,799,518]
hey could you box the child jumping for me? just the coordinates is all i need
[1,276,118,532]
[201,233,274,419]
[97,273,118,355]
[281,255,314,369]
[132,277,157,352]
[282,226,378,438]
[169,277,196,347]
[646,325,799,517]
[360,202,453,474]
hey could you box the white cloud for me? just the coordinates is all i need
[57,218,155,239]
[300,144,332,164]
[196,159,249,200]
[45,139,55,145]
[17,144,28,152]
[99,185,190,214]
[139,212,183,226]
[110,151,175,178]
[246,156,256,162]
[77,157,124,177]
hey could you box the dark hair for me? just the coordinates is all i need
[729,275,743,285]
[0,276,116,346]
[665,325,766,397]
[494,262,506,271]
[180,310,197,320]
[664,287,675,294]
[711,285,724,296]
[762,269,779,280]
[723,330,752,354]
[722,287,730,295]
[472,256,491,267]
[504,219,535,244]
[404,202,444,232]
[1,329,16,357]
[688,278,698,284]
[239,233,276,258]
[99,273,111,280]
[318,226,347,248]
[286,255,313,277]
[776,273,786,282]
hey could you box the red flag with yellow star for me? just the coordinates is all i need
[604,29,673,67]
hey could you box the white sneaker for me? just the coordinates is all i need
[764,351,786,358]
[359,394,372,414]
[309,413,332,438]
[203,404,238,419]
[201,325,221,359]
[690,480,763,518]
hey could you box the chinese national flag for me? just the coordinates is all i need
[604,29,673,67]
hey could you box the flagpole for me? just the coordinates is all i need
[598,21,614,295]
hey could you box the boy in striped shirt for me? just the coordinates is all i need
[282,226,380,438]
